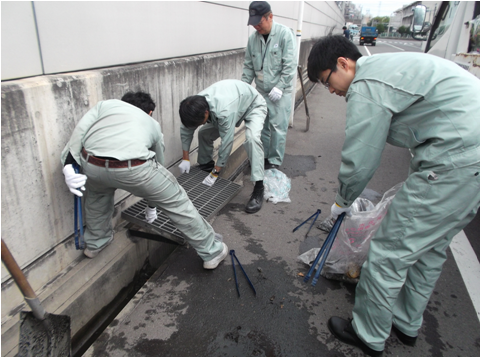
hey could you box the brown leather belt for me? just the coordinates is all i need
[82,148,146,168]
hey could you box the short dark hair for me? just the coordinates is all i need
[179,95,209,128]
[307,35,362,83]
[121,91,156,114]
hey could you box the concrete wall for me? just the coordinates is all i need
[1,1,344,355]
[1,1,345,80]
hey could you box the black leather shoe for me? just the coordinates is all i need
[245,187,264,213]
[328,317,383,357]
[265,163,279,170]
[392,325,417,346]
[264,158,279,170]
[198,160,215,172]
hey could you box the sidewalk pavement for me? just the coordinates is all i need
[84,84,480,357]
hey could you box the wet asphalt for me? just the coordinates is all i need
[85,84,480,357]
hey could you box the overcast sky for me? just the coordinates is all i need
[351,1,407,17]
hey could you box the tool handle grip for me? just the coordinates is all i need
[1,239,37,300]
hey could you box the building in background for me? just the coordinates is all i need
[343,1,363,25]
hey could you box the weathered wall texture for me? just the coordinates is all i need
[1,48,248,283]
[1,39,318,355]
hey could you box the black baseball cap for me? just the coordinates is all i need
[248,1,271,26]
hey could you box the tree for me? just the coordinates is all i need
[397,26,411,37]
[369,16,390,26]
[376,24,386,34]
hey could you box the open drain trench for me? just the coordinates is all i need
[73,167,241,356]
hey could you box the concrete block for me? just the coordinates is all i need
[1,227,177,357]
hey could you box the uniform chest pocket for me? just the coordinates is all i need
[269,50,281,67]
[251,53,262,71]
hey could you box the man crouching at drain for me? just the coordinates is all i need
[61,91,228,269]
[307,35,479,356]
[178,79,267,214]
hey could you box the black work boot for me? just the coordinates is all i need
[197,160,215,172]
[245,187,264,214]
[328,317,383,357]
[392,325,417,346]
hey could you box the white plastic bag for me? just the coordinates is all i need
[263,169,291,204]
[303,182,403,283]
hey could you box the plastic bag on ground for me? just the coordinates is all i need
[299,182,403,283]
[263,169,291,204]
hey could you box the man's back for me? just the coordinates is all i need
[200,79,259,123]
[62,99,163,164]
[348,52,480,169]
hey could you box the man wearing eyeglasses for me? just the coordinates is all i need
[307,35,479,356]
[241,1,297,171]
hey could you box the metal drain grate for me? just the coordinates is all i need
[122,166,242,244]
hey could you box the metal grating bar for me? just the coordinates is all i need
[122,166,241,244]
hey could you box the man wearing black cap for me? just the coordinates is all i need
[242,1,297,171]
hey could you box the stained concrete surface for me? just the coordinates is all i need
[85,84,480,357]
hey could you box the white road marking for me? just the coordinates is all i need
[450,230,480,320]
[363,45,371,56]
[378,41,405,51]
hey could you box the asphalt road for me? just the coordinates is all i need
[85,39,480,357]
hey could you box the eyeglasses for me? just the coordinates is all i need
[322,69,333,89]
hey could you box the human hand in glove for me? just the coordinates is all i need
[63,164,87,197]
[178,159,190,174]
[145,206,158,223]
[331,203,352,220]
[202,171,218,187]
[268,87,283,102]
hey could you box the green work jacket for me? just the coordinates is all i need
[61,99,165,166]
[180,79,263,167]
[241,21,297,94]
[336,52,480,207]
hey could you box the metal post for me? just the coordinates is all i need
[289,0,304,128]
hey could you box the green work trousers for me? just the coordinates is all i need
[79,155,223,262]
[258,90,292,166]
[352,163,480,351]
[197,102,266,182]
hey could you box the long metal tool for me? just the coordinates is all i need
[297,65,311,132]
[303,213,346,286]
[1,239,71,356]
[73,164,85,250]
[293,209,321,237]
[230,250,256,297]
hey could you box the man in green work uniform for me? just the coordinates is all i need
[178,79,267,213]
[307,35,480,356]
[242,1,297,170]
[61,91,228,269]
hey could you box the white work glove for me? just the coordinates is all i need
[202,171,218,187]
[63,164,87,197]
[268,87,283,102]
[145,206,158,223]
[178,160,190,174]
[331,203,352,220]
